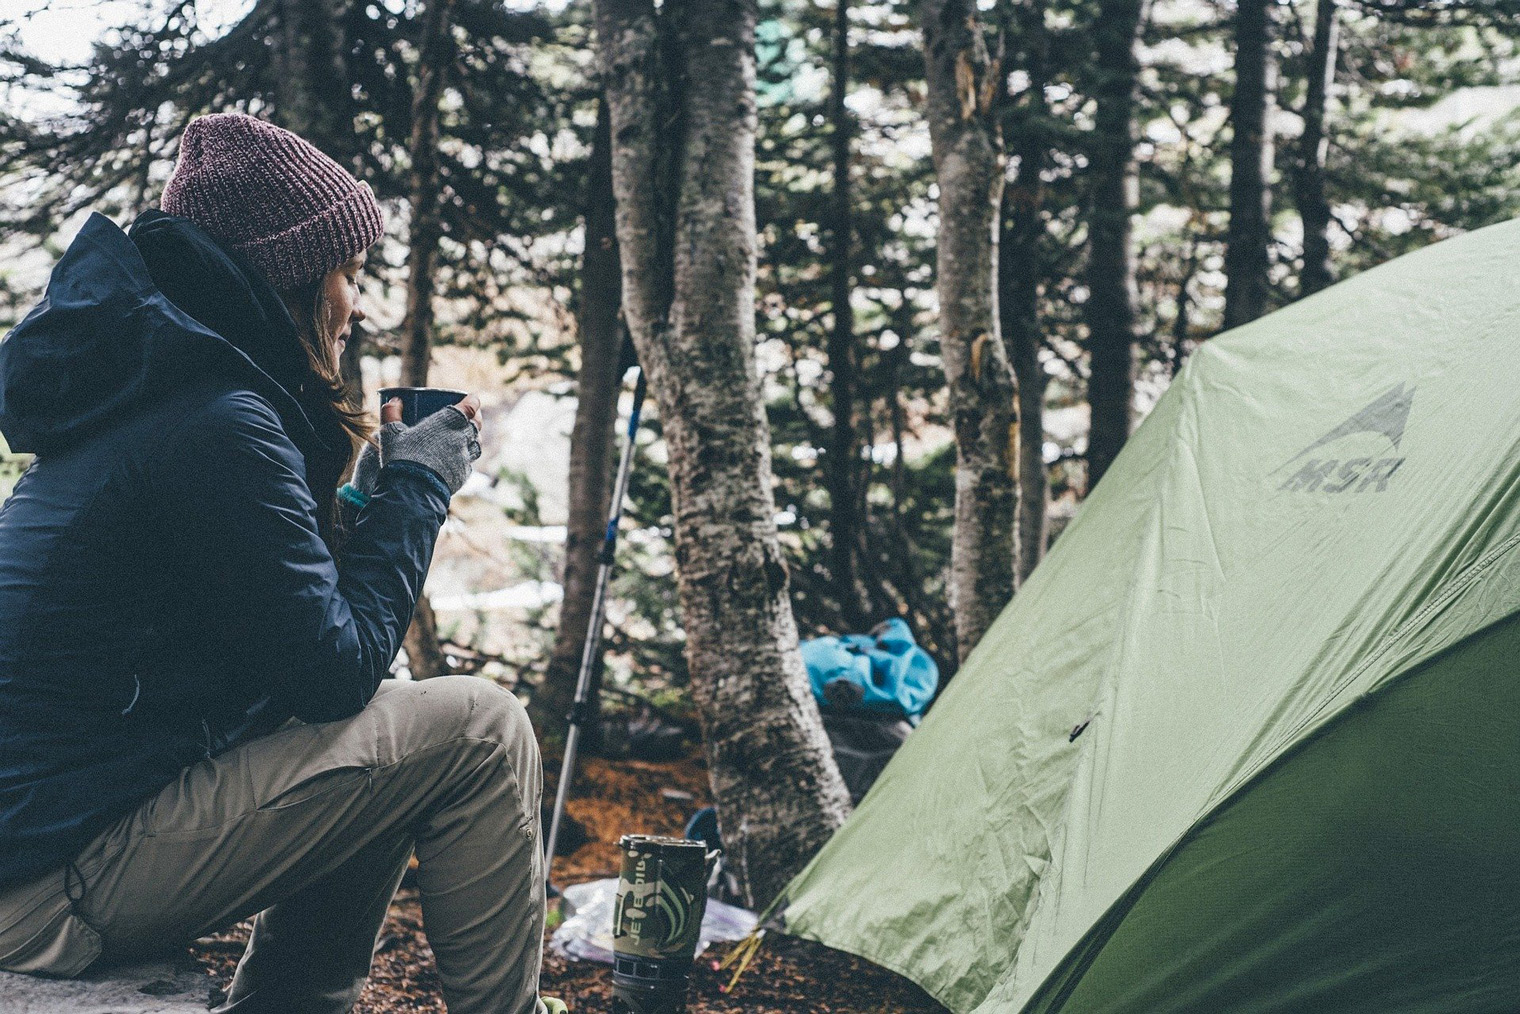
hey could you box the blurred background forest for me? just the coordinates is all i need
[2,0,1518,754]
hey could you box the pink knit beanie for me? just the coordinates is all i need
[162,113,384,290]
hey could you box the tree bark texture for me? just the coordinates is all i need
[395,0,456,680]
[1294,0,1338,297]
[1223,0,1276,328]
[273,0,357,167]
[595,0,851,908]
[401,0,454,389]
[1000,0,1051,586]
[1085,0,1146,491]
[921,0,1017,663]
[1015,337,1047,581]
[826,0,869,629]
[402,595,450,680]
[530,99,622,742]
[271,0,364,402]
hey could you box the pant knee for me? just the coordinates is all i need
[461,678,529,739]
[385,677,541,814]
[418,677,537,768]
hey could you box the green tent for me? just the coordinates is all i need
[779,218,1520,1012]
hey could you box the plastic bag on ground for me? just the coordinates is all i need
[550,877,758,965]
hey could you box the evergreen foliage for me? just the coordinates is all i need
[1,0,1517,689]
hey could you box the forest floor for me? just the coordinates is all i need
[189,748,947,1014]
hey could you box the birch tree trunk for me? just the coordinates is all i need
[1224,0,1276,328]
[399,0,455,680]
[1294,0,1338,297]
[530,98,622,742]
[1085,0,1146,490]
[596,0,850,907]
[826,0,869,629]
[920,0,1017,664]
[1000,0,1051,585]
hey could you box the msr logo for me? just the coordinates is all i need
[1275,383,1413,494]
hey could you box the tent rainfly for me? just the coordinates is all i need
[777,218,1520,1013]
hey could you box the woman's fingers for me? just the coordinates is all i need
[380,393,479,429]
[456,394,482,429]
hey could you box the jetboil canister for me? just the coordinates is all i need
[610,835,719,1014]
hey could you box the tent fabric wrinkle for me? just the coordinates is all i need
[778,216,1520,1013]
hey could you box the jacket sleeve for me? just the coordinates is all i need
[157,389,450,723]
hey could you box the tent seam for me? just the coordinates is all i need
[1007,357,1206,1006]
[1015,362,1520,1009]
[1015,605,1520,1013]
[1217,524,1520,805]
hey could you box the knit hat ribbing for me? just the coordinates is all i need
[162,113,383,290]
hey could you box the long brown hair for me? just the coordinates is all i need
[278,274,373,549]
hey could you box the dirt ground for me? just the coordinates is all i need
[189,750,946,1014]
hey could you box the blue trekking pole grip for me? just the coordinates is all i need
[599,369,647,566]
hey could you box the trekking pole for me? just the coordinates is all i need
[544,361,647,887]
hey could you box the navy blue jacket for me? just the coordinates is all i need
[0,212,449,891]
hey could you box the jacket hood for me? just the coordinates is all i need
[0,211,347,467]
[129,209,313,397]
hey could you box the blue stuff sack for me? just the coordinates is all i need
[800,617,939,718]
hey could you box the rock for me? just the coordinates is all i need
[0,956,217,1013]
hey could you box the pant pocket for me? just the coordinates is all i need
[256,766,371,812]
[0,890,102,977]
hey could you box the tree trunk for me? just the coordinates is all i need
[402,595,450,680]
[920,0,1017,664]
[1295,0,1338,297]
[400,0,455,679]
[271,0,364,402]
[1085,0,1146,491]
[1000,0,1051,585]
[826,0,868,630]
[595,0,850,908]
[1224,0,1276,328]
[401,0,454,389]
[529,98,622,743]
[273,0,356,165]
[1016,344,1047,580]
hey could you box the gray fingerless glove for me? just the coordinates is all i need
[337,440,383,513]
[378,406,482,495]
[350,440,382,495]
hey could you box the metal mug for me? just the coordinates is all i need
[377,386,467,426]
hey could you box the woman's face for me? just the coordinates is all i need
[322,252,367,362]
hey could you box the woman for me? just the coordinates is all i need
[0,113,558,1014]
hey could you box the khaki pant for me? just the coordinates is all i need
[0,676,548,1014]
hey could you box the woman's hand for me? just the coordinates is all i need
[377,394,483,495]
[350,394,482,501]
[454,394,482,429]
[379,393,480,429]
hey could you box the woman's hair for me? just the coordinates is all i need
[278,275,373,549]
